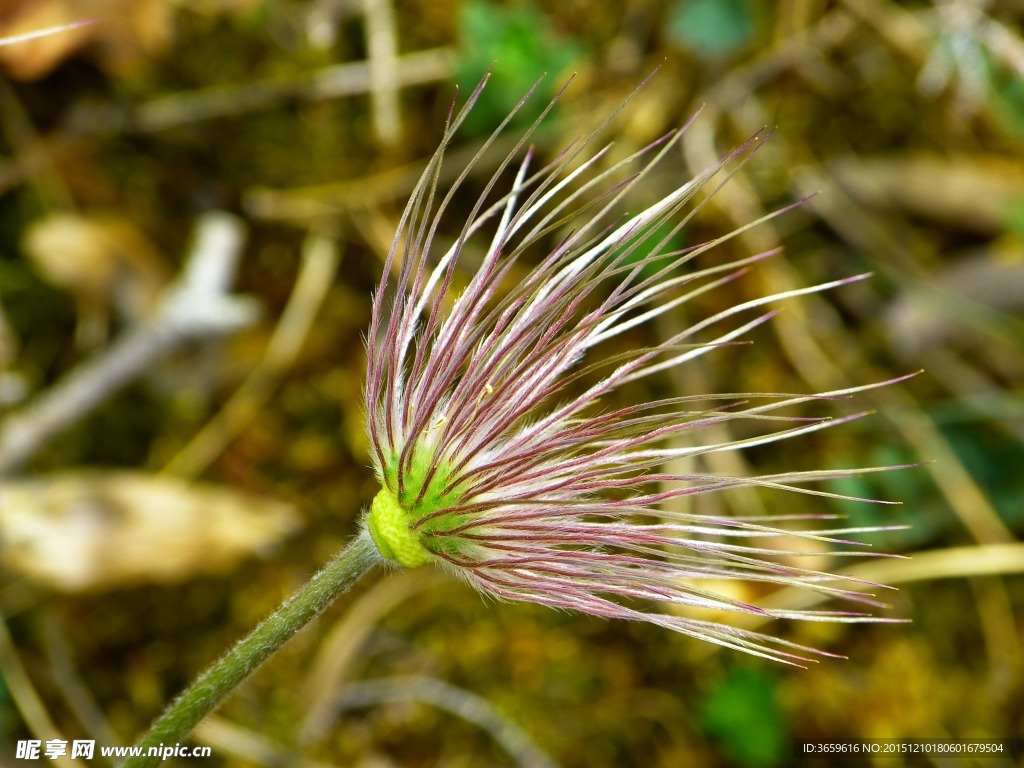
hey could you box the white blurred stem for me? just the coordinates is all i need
[0,212,257,477]
[162,231,339,478]
[332,676,561,768]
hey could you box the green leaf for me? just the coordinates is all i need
[617,220,689,281]
[667,0,756,60]
[456,0,583,137]
[699,665,788,767]
[999,195,1024,238]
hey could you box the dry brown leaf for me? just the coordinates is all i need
[831,153,1024,234]
[0,470,302,591]
[0,0,173,80]
[22,211,170,347]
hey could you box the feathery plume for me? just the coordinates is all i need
[362,71,905,665]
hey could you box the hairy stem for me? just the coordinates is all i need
[124,531,381,768]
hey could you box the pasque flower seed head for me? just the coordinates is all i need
[362,71,906,665]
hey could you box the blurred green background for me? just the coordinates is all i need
[1,1,1022,766]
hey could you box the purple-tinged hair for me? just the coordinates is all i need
[362,71,907,665]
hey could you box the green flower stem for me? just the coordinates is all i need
[124,530,381,768]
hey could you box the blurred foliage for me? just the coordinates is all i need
[455,0,583,136]
[618,220,689,281]
[942,423,1024,528]
[993,70,1024,137]
[667,0,757,60]
[1,0,1023,767]
[699,666,787,767]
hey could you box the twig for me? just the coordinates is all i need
[0,212,257,477]
[0,19,96,48]
[298,569,445,743]
[0,614,76,768]
[333,676,562,768]
[39,611,122,766]
[0,77,72,209]
[691,542,1024,660]
[75,48,454,135]
[192,717,339,768]
[162,231,340,478]
[767,543,1024,605]
[362,0,402,145]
